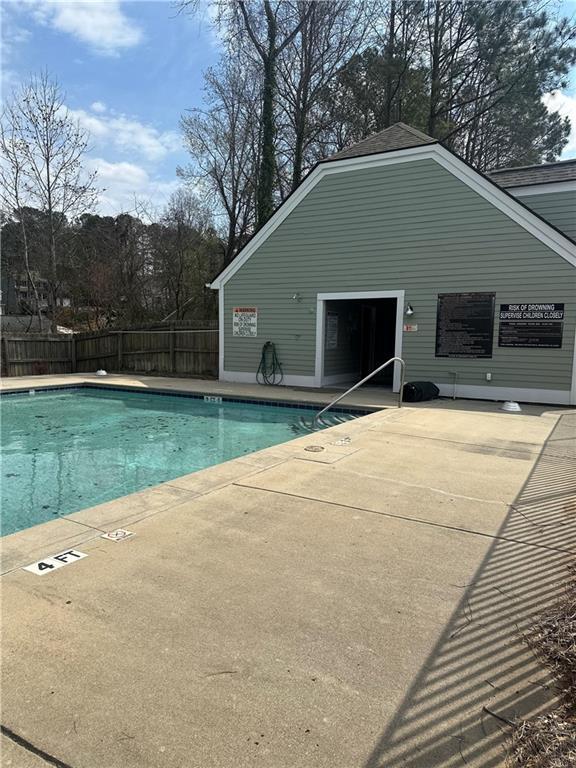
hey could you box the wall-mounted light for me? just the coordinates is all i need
[291,293,302,302]
[405,303,414,316]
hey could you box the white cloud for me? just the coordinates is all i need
[7,24,32,46]
[65,104,182,216]
[24,0,143,56]
[70,105,182,161]
[91,101,107,114]
[0,10,31,93]
[86,158,180,217]
[1,66,21,99]
[543,91,576,157]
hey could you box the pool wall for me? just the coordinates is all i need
[0,382,373,417]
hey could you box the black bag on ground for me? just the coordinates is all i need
[402,381,440,402]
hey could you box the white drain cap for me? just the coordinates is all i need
[501,401,522,413]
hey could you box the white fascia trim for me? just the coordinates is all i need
[221,370,317,388]
[314,294,326,388]
[508,181,576,196]
[436,383,571,406]
[317,290,406,300]
[218,286,225,380]
[211,144,576,290]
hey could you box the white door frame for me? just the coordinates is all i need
[571,326,576,406]
[314,290,405,390]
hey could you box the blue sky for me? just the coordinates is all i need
[2,0,576,217]
[2,0,219,215]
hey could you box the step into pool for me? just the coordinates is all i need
[1,387,361,536]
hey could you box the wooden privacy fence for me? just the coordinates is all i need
[1,327,219,378]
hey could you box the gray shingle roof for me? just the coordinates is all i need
[324,123,576,192]
[488,160,576,188]
[325,122,437,162]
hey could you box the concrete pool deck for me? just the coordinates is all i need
[0,370,562,413]
[1,374,575,767]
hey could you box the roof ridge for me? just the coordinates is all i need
[394,122,436,142]
[490,158,576,174]
[326,122,436,162]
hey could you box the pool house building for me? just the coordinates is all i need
[210,123,576,406]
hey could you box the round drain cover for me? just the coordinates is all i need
[305,445,325,453]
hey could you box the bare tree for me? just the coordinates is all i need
[152,188,212,320]
[276,0,373,191]
[423,1,576,158]
[2,73,97,329]
[233,1,313,225]
[0,108,43,327]
[180,0,313,227]
[180,56,260,264]
[321,1,574,169]
[375,1,427,129]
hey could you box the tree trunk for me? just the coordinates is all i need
[18,212,43,330]
[46,150,59,332]
[256,2,277,228]
[383,0,397,128]
[290,4,314,192]
[291,109,305,191]
[225,215,237,265]
[48,229,58,332]
[428,1,442,137]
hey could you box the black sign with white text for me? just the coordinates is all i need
[435,293,495,358]
[498,303,564,348]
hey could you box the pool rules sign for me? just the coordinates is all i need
[233,307,258,337]
[498,303,564,348]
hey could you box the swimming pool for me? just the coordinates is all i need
[1,387,359,536]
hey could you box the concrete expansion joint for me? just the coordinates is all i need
[65,516,107,534]
[236,483,576,556]
[1,724,74,768]
[378,429,544,456]
[332,467,509,506]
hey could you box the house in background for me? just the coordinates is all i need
[210,123,576,405]
[1,270,73,315]
[0,271,72,333]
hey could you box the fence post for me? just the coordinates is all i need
[70,335,77,373]
[117,332,123,371]
[1,336,9,377]
[169,323,176,373]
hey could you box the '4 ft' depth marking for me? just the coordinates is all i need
[23,550,87,575]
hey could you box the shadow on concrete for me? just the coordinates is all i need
[364,412,576,768]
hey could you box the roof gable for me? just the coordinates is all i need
[211,143,576,289]
[326,122,436,162]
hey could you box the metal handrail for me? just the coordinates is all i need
[313,356,406,426]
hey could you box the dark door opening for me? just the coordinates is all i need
[323,297,397,387]
[358,299,397,383]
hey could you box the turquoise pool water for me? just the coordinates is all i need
[1,387,345,536]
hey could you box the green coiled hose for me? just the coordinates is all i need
[256,341,284,385]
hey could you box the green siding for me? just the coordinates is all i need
[223,159,576,393]
[517,190,576,241]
